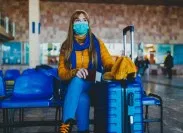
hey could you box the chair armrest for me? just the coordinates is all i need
[148,93,162,102]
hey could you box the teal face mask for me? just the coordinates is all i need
[73,21,89,35]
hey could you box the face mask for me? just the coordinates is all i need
[73,21,89,35]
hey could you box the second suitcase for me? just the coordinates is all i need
[94,79,143,133]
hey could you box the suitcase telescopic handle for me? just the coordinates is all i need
[122,25,134,59]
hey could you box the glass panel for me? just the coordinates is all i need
[25,42,29,65]
[174,44,183,65]
[2,42,21,64]
[155,44,172,64]
[40,43,61,66]
[1,41,29,65]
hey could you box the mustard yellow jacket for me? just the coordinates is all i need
[58,38,114,80]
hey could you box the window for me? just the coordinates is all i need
[0,41,29,65]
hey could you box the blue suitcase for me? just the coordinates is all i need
[94,26,143,133]
[94,78,143,133]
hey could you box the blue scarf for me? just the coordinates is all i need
[70,34,102,72]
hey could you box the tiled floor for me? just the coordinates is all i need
[0,75,183,133]
[143,75,183,88]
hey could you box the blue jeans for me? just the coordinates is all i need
[63,77,92,131]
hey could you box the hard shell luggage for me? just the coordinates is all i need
[94,26,143,133]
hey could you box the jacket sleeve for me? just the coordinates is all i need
[58,49,78,80]
[98,39,114,71]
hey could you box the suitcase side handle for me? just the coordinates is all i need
[128,92,134,106]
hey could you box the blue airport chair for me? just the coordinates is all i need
[135,75,163,133]
[35,67,63,128]
[0,71,54,111]
[142,93,163,133]
[4,69,20,81]
[13,72,53,100]
[0,76,12,101]
[35,66,62,102]
[0,76,11,133]
[4,69,20,91]
[0,71,62,132]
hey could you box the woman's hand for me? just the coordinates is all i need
[76,68,88,79]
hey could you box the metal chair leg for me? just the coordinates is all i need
[19,108,21,122]
[4,109,11,133]
[55,107,62,132]
[146,105,150,133]
[55,107,59,132]
[160,102,163,133]
[21,108,24,122]
[9,109,15,133]
[144,106,147,132]
[3,109,8,133]
[147,93,163,133]
[58,107,61,121]
[144,105,149,133]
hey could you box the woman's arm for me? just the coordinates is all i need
[98,39,114,71]
[58,50,78,80]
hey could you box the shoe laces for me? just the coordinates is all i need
[60,123,70,133]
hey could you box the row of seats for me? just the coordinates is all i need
[0,66,62,133]
[0,67,163,133]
